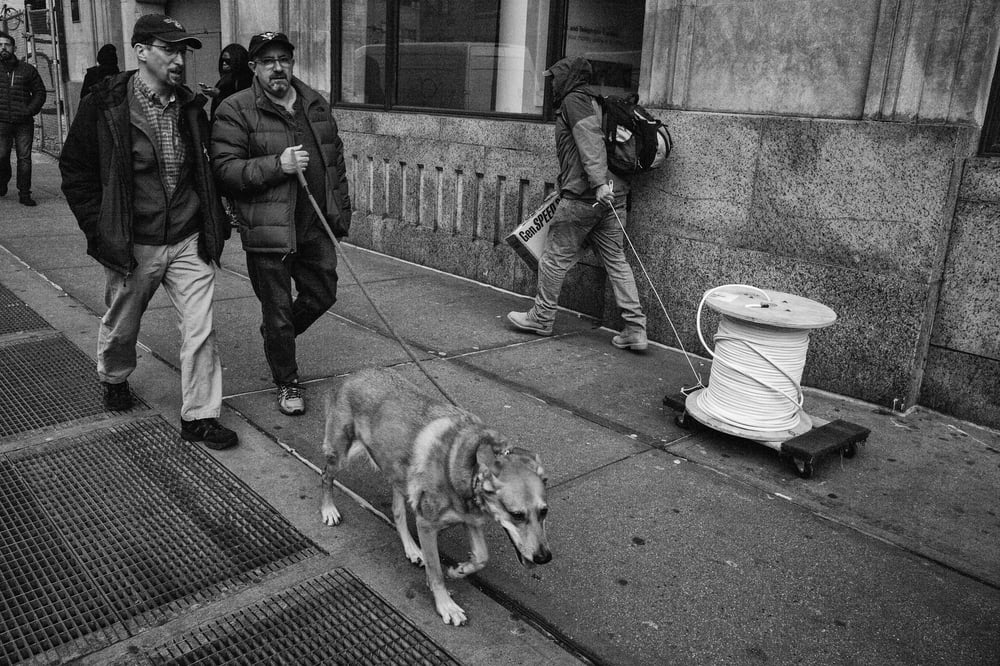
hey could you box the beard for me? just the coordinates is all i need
[267,75,290,97]
[0,51,12,62]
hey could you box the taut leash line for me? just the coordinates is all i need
[294,164,459,407]
[604,181,704,391]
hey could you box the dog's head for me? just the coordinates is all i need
[475,441,552,567]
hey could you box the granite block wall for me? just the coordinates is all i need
[338,108,977,412]
[919,159,1000,428]
[340,111,607,320]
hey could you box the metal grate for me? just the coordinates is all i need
[145,569,462,666]
[1,418,322,664]
[0,458,129,663]
[0,283,51,335]
[0,334,141,438]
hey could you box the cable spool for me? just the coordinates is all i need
[684,285,837,445]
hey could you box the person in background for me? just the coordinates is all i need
[507,55,648,351]
[200,43,252,117]
[0,30,46,206]
[59,14,238,449]
[80,44,120,100]
[210,31,351,417]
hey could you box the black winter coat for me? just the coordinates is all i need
[59,71,228,275]
[210,76,351,253]
[0,56,46,124]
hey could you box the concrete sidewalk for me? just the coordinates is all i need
[2,152,998,665]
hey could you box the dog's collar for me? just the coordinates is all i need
[471,470,486,506]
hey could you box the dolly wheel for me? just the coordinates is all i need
[675,411,693,430]
[843,441,860,459]
[792,457,814,479]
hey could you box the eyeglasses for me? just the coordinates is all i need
[256,56,293,69]
[144,43,189,58]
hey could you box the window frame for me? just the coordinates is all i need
[333,0,569,121]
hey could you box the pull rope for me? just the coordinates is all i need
[606,193,705,391]
[293,163,459,407]
[694,285,809,432]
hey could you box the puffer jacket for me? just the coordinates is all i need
[59,71,229,275]
[210,76,351,254]
[548,56,627,199]
[0,56,46,124]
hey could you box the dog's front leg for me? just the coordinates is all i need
[416,518,468,626]
[320,456,342,526]
[447,523,488,579]
[392,488,424,566]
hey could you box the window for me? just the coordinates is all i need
[70,0,80,23]
[336,0,645,118]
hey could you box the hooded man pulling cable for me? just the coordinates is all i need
[507,56,648,351]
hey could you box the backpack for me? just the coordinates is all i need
[591,93,672,175]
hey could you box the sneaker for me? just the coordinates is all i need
[19,195,37,206]
[101,380,134,411]
[507,310,553,336]
[277,382,306,416]
[611,328,648,351]
[181,418,239,450]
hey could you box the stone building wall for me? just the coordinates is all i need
[240,0,1000,424]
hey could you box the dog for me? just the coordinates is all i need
[320,368,551,626]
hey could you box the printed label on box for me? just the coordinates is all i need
[504,193,561,270]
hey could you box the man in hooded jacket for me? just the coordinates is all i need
[508,56,648,350]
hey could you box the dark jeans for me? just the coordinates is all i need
[0,121,34,195]
[246,229,338,385]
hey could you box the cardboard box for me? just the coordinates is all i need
[504,193,561,270]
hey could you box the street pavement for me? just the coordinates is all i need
[1,152,998,665]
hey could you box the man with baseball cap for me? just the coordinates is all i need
[211,31,351,417]
[60,14,238,449]
[131,13,204,49]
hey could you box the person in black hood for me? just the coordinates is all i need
[80,44,120,100]
[507,55,648,350]
[200,43,252,117]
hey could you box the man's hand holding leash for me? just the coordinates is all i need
[280,144,309,173]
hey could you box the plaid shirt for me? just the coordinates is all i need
[132,74,186,196]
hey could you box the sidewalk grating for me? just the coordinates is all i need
[0,283,51,335]
[0,334,142,438]
[143,569,461,666]
[0,418,322,664]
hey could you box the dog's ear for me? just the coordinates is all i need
[535,459,548,485]
[450,427,499,497]
[475,432,499,470]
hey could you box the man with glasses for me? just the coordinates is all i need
[211,32,352,417]
[59,14,238,449]
[0,30,46,206]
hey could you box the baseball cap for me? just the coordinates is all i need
[131,14,202,49]
[248,31,295,59]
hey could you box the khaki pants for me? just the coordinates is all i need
[98,233,223,420]
[532,197,646,330]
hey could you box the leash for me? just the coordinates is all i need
[293,162,460,407]
[602,180,705,392]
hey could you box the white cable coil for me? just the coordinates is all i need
[695,286,810,433]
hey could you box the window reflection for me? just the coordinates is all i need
[338,0,644,115]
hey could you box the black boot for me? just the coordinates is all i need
[181,418,239,450]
